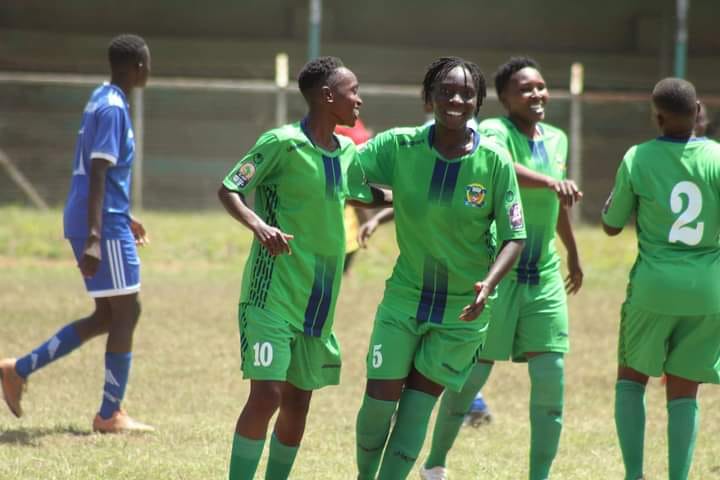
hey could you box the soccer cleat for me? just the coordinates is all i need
[463,393,492,427]
[419,465,448,480]
[92,409,155,434]
[0,358,26,418]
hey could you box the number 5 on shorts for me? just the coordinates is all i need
[253,342,273,367]
[372,344,383,368]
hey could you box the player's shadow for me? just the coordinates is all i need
[0,424,90,446]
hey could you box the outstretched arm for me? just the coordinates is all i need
[556,205,583,294]
[459,239,525,321]
[217,185,294,256]
[515,163,583,208]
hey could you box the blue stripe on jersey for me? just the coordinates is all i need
[528,140,550,168]
[441,161,461,204]
[322,156,342,199]
[416,257,449,324]
[428,159,448,202]
[516,226,543,285]
[303,255,337,337]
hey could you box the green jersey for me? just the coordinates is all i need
[358,124,526,325]
[222,120,371,339]
[479,117,567,284]
[603,136,720,315]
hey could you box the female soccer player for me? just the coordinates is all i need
[603,78,720,480]
[354,56,526,480]
[218,56,388,480]
[421,57,583,480]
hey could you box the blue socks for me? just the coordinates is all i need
[99,352,132,419]
[15,324,82,379]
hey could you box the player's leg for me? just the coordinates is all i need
[616,366,649,480]
[519,277,569,480]
[376,367,443,480]
[230,380,284,480]
[229,304,294,480]
[265,383,312,480]
[665,375,699,480]
[356,304,419,480]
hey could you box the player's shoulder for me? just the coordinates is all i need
[90,83,128,114]
[539,122,567,142]
[477,134,513,165]
[478,117,509,133]
[382,125,427,145]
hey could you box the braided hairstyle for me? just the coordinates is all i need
[422,56,486,115]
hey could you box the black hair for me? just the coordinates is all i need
[652,77,697,116]
[108,34,147,68]
[494,56,540,96]
[297,56,345,98]
[422,56,486,115]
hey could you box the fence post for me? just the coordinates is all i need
[132,88,144,211]
[569,62,584,222]
[275,53,289,127]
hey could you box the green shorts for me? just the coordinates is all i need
[478,272,569,362]
[238,303,342,390]
[365,303,487,392]
[618,302,720,384]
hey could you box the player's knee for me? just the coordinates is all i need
[248,383,283,416]
[529,353,564,407]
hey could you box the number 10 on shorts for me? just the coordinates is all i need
[372,344,383,368]
[253,342,273,367]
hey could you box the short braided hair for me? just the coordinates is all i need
[422,56,486,115]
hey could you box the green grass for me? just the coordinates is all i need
[1,206,720,479]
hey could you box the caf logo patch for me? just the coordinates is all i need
[464,183,487,208]
[232,162,256,188]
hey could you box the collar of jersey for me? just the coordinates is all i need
[426,124,481,162]
[657,135,708,144]
[300,117,343,157]
[102,82,129,107]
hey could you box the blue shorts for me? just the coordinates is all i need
[69,235,141,298]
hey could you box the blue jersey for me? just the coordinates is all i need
[64,83,135,239]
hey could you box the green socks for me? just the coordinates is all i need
[265,434,299,480]
[425,362,493,468]
[528,353,564,480]
[229,433,265,480]
[668,398,698,480]
[356,394,398,480]
[615,380,646,480]
[376,389,438,480]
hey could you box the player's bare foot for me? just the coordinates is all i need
[0,358,26,418]
[92,409,155,434]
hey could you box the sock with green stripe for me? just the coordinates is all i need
[528,353,564,480]
[425,362,493,469]
[376,389,438,480]
[265,433,299,480]
[228,433,265,480]
[356,394,398,480]
[615,379,646,480]
[668,397,699,480]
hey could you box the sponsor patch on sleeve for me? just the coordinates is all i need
[231,162,256,188]
[508,202,524,231]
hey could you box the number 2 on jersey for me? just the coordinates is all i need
[669,181,704,246]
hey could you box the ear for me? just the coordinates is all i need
[321,85,334,103]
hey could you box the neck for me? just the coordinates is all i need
[433,122,471,149]
[110,74,133,97]
[508,114,539,139]
[304,110,338,150]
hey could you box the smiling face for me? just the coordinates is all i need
[500,66,549,127]
[326,67,362,127]
[430,65,478,130]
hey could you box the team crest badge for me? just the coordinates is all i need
[231,162,256,188]
[464,183,487,208]
[508,202,524,231]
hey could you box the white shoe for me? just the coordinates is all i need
[419,465,448,480]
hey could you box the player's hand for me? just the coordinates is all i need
[130,216,149,246]
[253,222,294,256]
[459,281,492,321]
[549,179,583,207]
[565,254,583,294]
[79,237,102,278]
[357,219,379,249]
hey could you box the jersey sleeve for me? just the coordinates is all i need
[602,153,636,228]
[344,151,374,203]
[478,122,509,151]
[356,130,396,186]
[222,131,282,194]
[492,150,527,242]
[91,106,124,165]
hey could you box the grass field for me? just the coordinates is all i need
[1,206,720,480]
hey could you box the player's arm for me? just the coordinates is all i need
[79,157,112,278]
[556,205,583,294]
[514,163,582,207]
[357,206,395,248]
[217,186,293,256]
[347,186,392,209]
[459,238,525,321]
[601,154,635,237]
